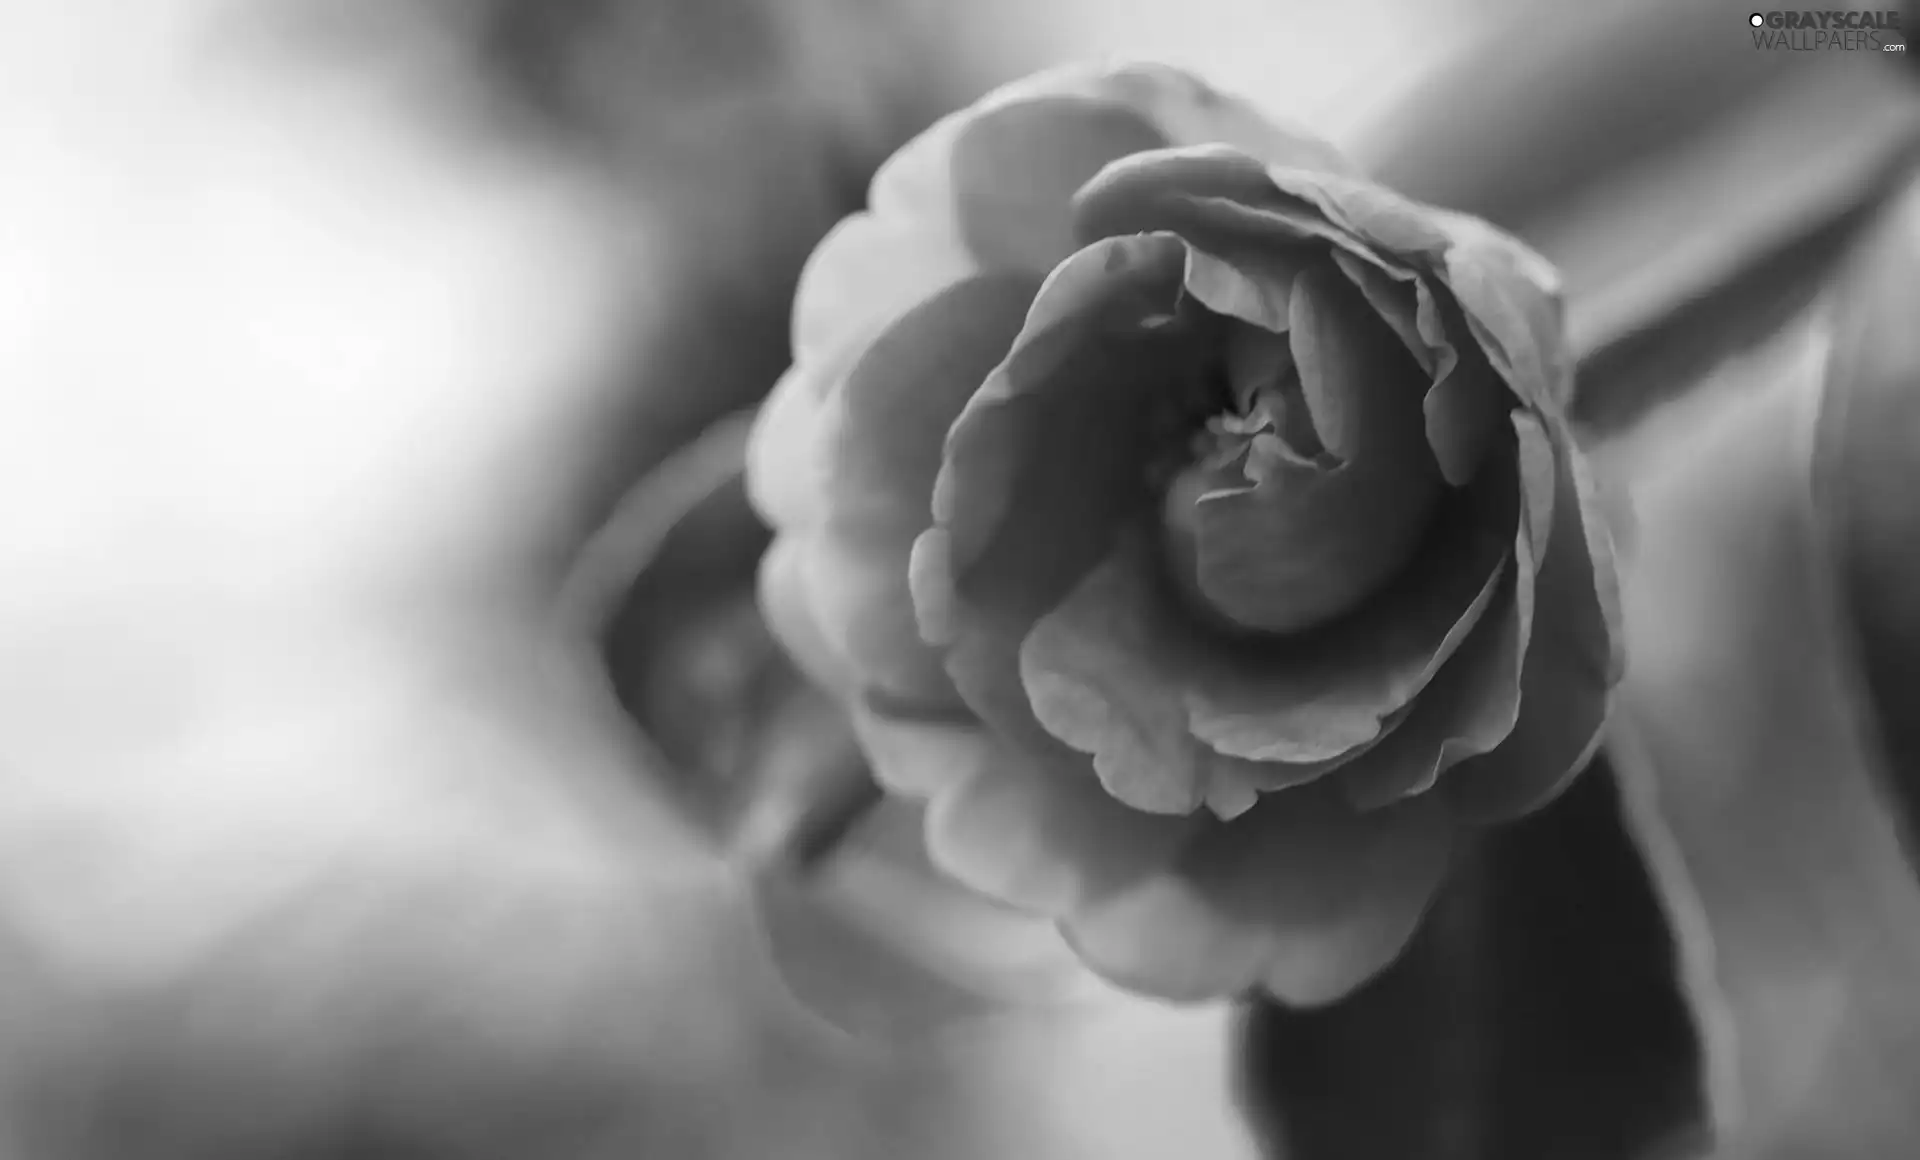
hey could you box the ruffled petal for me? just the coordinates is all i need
[1263,166,1453,264]
[1515,409,1559,569]
[1018,539,1366,817]
[926,746,1201,916]
[745,361,832,533]
[850,703,1001,799]
[1180,244,1309,333]
[1073,146,1373,267]
[929,232,1208,623]
[791,210,977,373]
[1261,167,1568,414]
[756,535,856,696]
[1073,149,1519,493]
[800,531,955,703]
[790,273,1042,701]
[812,61,1350,352]
[941,607,1090,760]
[825,271,1042,541]
[1338,562,1525,809]
[1433,209,1572,414]
[1315,211,1513,494]
[951,96,1171,274]
[1176,263,1446,636]
[1328,248,1438,376]
[1061,788,1453,1004]
[1018,549,1210,815]
[851,705,1199,915]
[1184,451,1518,763]
[1421,335,1511,489]
[1442,424,1620,821]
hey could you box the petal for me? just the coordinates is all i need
[1435,210,1573,415]
[951,95,1171,274]
[875,717,1201,915]
[796,272,1039,701]
[1260,165,1572,426]
[933,232,1205,618]
[1018,540,1360,816]
[1422,341,1511,489]
[1327,228,1511,491]
[1080,156,1513,493]
[1338,562,1525,810]
[1263,166,1453,264]
[825,271,1042,541]
[1182,244,1307,334]
[876,59,1350,281]
[745,361,831,533]
[1062,788,1453,1004]
[1173,264,1447,636]
[1184,449,1518,763]
[942,605,1091,760]
[1442,427,1621,821]
[1515,409,1559,567]
[1329,248,1437,375]
[1073,146,1371,265]
[850,703,1000,799]
[800,530,955,703]
[1289,261,1432,465]
[1018,550,1210,815]
[791,210,976,371]
[756,535,856,696]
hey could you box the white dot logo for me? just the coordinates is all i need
[1749,12,1764,26]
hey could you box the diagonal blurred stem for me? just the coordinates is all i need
[557,408,885,870]
[553,407,758,644]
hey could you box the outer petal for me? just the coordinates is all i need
[1061,788,1453,1005]
[1262,166,1452,263]
[744,360,833,534]
[756,536,856,697]
[950,95,1172,275]
[1442,421,1621,821]
[850,707,1201,916]
[1073,146,1372,266]
[1438,210,1574,416]
[1337,563,1524,810]
[799,535,955,703]
[790,210,977,376]
[832,60,1352,303]
[802,273,1041,702]
[824,271,1043,540]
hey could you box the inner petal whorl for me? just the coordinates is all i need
[1160,263,1445,636]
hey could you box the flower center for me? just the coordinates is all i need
[1157,304,1444,636]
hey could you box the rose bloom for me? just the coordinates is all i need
[748,62,1622,1003]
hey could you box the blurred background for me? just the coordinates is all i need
[2,0,1919,1157]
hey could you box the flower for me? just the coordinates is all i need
[747,61,1623,1004]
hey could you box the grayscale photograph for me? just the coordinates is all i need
[0,1,1916,1157]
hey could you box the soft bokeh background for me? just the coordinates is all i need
[3,0,1918,1156]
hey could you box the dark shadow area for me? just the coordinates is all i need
[1238,761,1704,1160]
